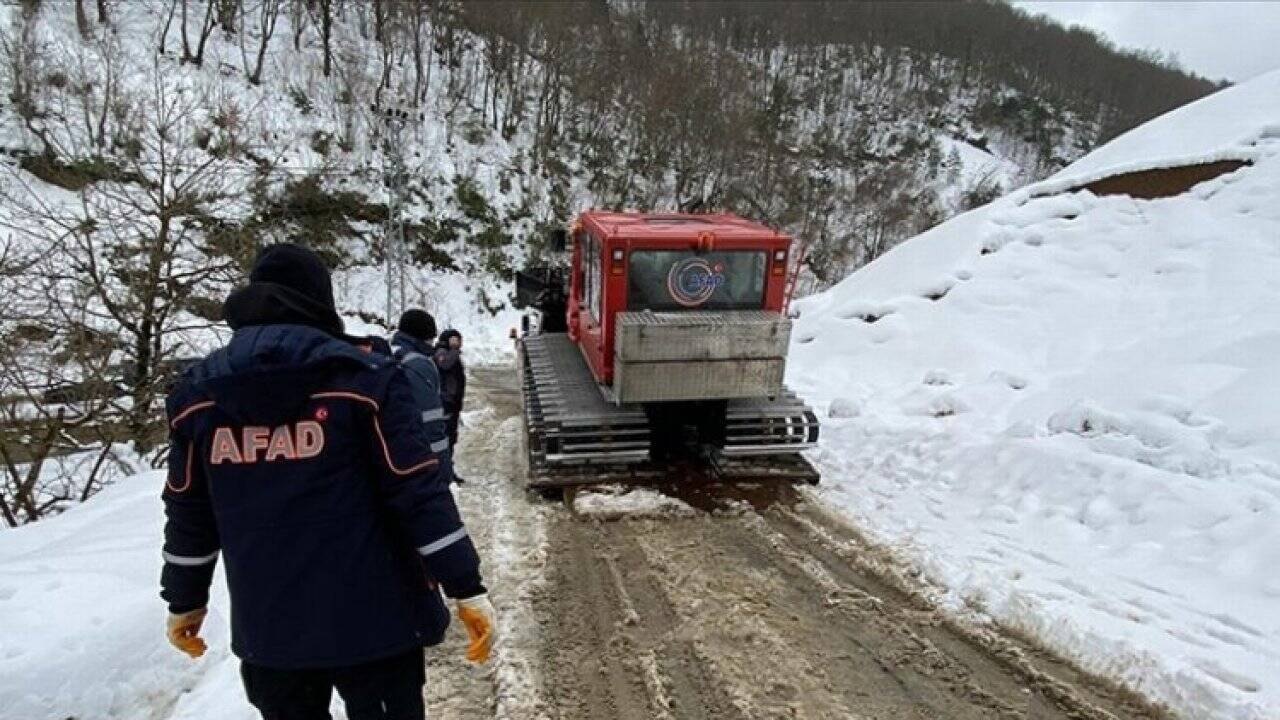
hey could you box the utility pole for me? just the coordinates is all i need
[374,103,413,326]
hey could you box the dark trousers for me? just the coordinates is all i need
[240,648,425,720]
[444,409,461,448]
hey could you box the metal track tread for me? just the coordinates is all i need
[719,393,820,457]
[521,334,652,483]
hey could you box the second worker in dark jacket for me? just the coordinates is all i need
[390,309,455,484]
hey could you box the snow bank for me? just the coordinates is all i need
[790,70,1280,719]
[0,474,253,720]
[570,486,698,521]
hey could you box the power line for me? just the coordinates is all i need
[373,103,416,325]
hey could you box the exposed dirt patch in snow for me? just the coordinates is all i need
[1073,159,1251,199]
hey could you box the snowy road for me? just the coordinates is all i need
[420,365,1169,720]
[0,364,1174,719]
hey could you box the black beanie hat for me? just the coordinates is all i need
[253,243,336,304]
[398,309,437,341]
[223,243,344,335]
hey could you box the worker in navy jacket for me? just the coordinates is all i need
[388,309,456,484]
[160,244,495,720]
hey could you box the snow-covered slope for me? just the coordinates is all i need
[790,68,1280,720]
[0,474,246,720]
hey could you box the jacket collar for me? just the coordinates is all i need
[192,324,382,383]
[181,324,388,426]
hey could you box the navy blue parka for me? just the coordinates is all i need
[389,329,452,464]
[161,323,482,669]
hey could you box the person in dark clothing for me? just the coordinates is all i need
[161,244,495,720]
[433,329,466,456]
[389,309,456,484]
[536,281,568,333]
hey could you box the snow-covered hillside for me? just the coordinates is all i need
[790,69,1280,720]
[0,473,233,720]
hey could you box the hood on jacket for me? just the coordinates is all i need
[188,324,385,426]
[436,329,462,349]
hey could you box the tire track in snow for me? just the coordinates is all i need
[438,365,1172,720]
[425,366,553,719]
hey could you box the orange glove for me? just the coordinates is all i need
[166,608,208,659]
[456,594,496,664]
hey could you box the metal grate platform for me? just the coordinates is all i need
[618,310,783,327]
[720,391,820,457]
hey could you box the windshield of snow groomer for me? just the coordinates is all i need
[627,250,768,311]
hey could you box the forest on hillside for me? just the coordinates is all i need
[0,0,1216,523]
[435,0,1218,275]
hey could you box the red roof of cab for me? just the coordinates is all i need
[579,211,786,241]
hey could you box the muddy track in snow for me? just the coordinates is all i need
[428,365,1170,720]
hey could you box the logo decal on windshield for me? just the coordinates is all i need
[667,258,726,307]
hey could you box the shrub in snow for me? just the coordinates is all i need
[828,397,861,419]
[923,370,953,386]
[836,302,895,323]
[928,395,968,418]
[988,371,1028,390]
[1047,402,1126,437]
[921,282,954,301]
[980,227,1016,255]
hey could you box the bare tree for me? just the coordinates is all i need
[1,62,242,452]
[180,0,218,67]
[0,236,129,526]
[75,0,91,39]
[239,0,282,85]
[0,9,56,157]
[68,33,123,152]
[159,0,180,55]
[310,0,333,77]
[217,0,241,35]
[289,0,308,51]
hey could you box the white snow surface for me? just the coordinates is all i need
[570,486,697,521]
[0,473,248,720]
[937,135,1025,198]
[789,70,1280,719]
[335,265,520,365]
